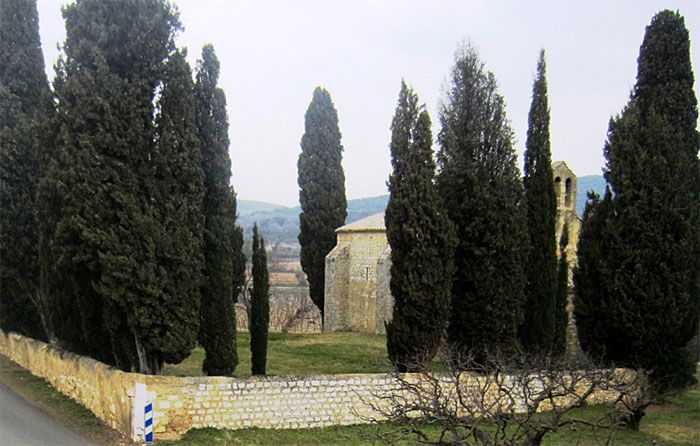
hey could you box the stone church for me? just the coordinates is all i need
[323,213,392,333]
[323,161,582,334]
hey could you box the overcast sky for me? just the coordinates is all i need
[36,0,699,207]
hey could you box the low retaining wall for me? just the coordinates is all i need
[0,330,135,435]
[0,331,398,441]
[0,330,622,442]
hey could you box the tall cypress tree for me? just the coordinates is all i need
[519,49,558,353]
[196,44,240,376]
[553,222,570,357]
[436,44,527,362]
[575,10,699,393]
[149,49,205,366]
[574,189,616,362]
[250,223,270,376]
[298,87,347,323]
[43,0,186,372]
[385,81,455,372]
[0,0,49,340]
[230,190,247,310]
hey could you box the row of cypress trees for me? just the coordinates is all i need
[385,10,698,403]
[385,45,567,369]
[0,0,245,375]
[294,45,569,368]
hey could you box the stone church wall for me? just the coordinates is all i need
[324,225,389,333]
[375,247,393,334]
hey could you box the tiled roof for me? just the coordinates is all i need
[336,213,386,232]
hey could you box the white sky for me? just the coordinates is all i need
[36,1,699,207]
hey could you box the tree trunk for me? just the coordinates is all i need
[525,430,546,445]
[135,336,163,375]
[625,407,645,431]
[30,288,57,344]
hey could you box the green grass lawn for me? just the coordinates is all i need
[163,331,392,377]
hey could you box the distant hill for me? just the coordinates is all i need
[237,176,605,245]
[237,196,389,245]
[576,175,606,216]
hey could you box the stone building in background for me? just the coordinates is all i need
[552,161,581,262]
[324,161,583,339]
[323,213,392,334]
[552,160,583,356]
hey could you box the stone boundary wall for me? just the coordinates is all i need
[0,330,622,442]
[0,330,135,435]
[0,330,400,441]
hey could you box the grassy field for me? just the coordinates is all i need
[163,331,392,377]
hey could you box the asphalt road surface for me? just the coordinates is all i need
[0,382,96,446]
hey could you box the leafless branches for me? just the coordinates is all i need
[237,288,320,333]
[366,352,640,446]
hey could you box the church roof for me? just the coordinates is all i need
[336,212,386,233]
[552,160,575,176]
[552,160,566,169]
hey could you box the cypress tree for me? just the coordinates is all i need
[44,0,186,372]
[574,189,616,362]
[250,223,270,376]
[519,49,558,354]
[196,44,240,376]
[436,44,527,362]
[149,49,205,366]
[231,194,247,309]
[0,0,49,340]
[575,10,699,394]
[552,222,569,357]
[298,87,347,322]
[385,81,455,372]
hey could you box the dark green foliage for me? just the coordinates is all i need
[0,0,48,340]
[196,44,239,376]
[436,44,527,362]
[574,189,615,360]
[519,50,558,354]
[231,204,247,304]
[385,82,455,372]
[149,49,205,365]
[553,223,569,357]
[250,223,270,376]
[575,10,699,392]
[298,87,347,321]
[39,0,142,363]
[41,0,191,373]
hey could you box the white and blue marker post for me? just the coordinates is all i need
[133,382,154,444]
[144,401,153,443]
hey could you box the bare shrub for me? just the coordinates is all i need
[367,351,640,446]
[236,240,321,333]
[269,288,320,333]
[236,288,320,333]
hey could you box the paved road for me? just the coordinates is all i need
[0,382,96,446]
